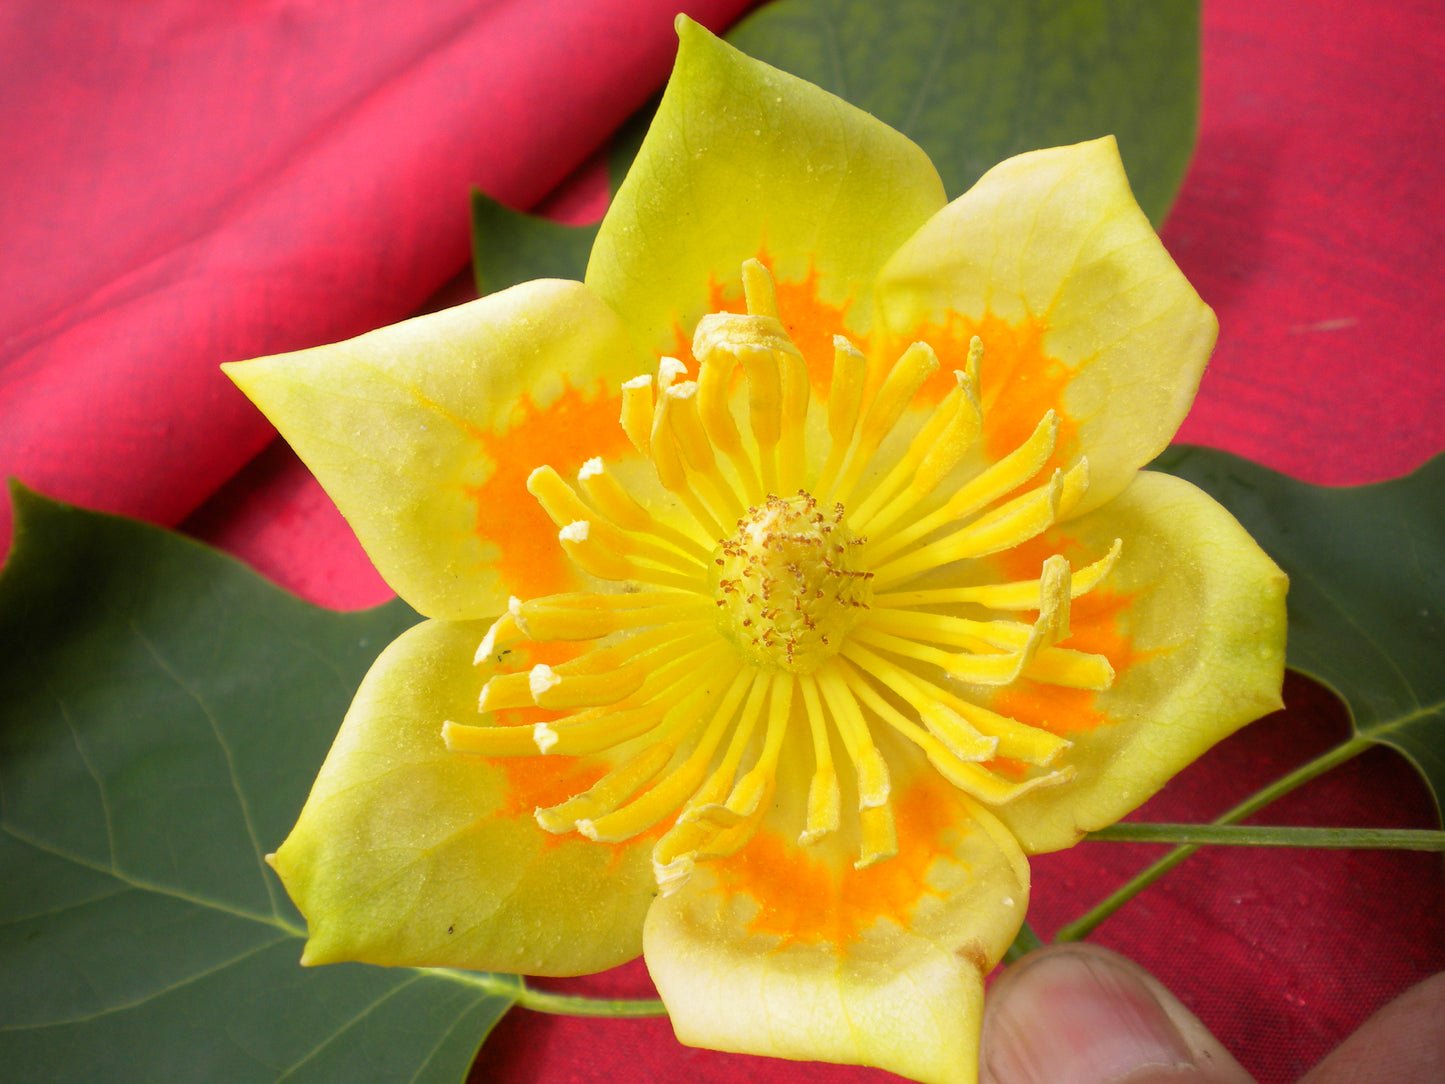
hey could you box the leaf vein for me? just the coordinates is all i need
[272,974,428,1083]
[0,935,289,1031]
[126,619,282,915]
[0,822,303,937]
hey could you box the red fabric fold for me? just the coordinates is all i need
[0,0,753,556]
[3,1,1442,1082]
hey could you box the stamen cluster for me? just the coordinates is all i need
[442,257,1119,892]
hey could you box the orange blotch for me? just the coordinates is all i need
[497,755,609,820]
[710,776,964,951]
[471,639,600,821]
[896,311,1079,478]
[988,533,1144,737]
[484,637,667,859]
[462,380,633,600]
[775,265,858,398]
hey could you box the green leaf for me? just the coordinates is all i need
[1152,447,1445,825]
[0,486,516,1082]
[470,189,600,298]
[729,0,1201,225]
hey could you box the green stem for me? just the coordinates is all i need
[436,971,668,1017]
[512,983,668,1017]
[1003,920,1044,964]
[1054,735,1372,943]
[1086,823,1445,850]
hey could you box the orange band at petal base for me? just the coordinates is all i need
[711,776,966,951]
[463,381,631,599]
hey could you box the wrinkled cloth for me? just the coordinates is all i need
[2,1,1441,1082]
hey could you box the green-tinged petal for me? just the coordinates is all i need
[983,471,1287,854]
[223,281,642,618]
[587,16,946,358]
[873,137,1217,511]
[645,753,1028,1084]
[270,617,655,975]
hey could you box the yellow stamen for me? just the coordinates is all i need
[848,623,1029,686]
[865,608,1036,652]
[1022,647,1115,690]
[578,668,759,842]
[576,458,714,559]
[827,341,940,505]
[705,672,794,825]
[739,343,783,493]
[473,604,522,665]
[741,257,779,319]
[871,468,1066,589]
[477,625,705,711]
[812,336,867,499]
[695,351,763,504]
[846,642,1071,765]
[849,370,966,529]
[664,383,746,520]
[648,387,730,540]
[872,539,1121,610]
[815,664,889,810]
[798,673,840,845]
[855,344,985,538]
[619,375,654,456]
[777,346,811,494]
[533,667,740,833]
[527,466,705,577]
[496,643,733,758]
[557,520,704,590]
[864,409,1058,566]
[534,741,677,835]
[512,590,711,641]
[835,656,1076,804]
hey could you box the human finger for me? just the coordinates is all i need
[979,943,1255,1084]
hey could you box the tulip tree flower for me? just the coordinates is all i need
[225,18,1287,1084]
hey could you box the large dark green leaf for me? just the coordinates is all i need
[1153,447,1445,825]
[471,0,1201,295]
[0,487,516,1082]
[731,0,1200,222]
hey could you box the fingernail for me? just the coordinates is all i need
[983,949,1195,1084]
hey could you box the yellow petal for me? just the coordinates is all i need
[587,17,946,359]
[269,618,654,975]
[644,755,1028,1084]
[983,471,1288,854]
[224,280,644,618]
[873,137,1217,512]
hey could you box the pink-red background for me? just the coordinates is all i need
[2,1,1441,1081]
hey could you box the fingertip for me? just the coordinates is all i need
[981,944,1255,1084]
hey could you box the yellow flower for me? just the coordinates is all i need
[225,19,1286,1084]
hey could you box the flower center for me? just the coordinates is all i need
[714,493,872,673]
[444,256,1119,894]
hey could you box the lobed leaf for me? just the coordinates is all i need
[1153,447,1445,826]
[0,487,515,1082]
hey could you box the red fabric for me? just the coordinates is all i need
[4,1,1443,1082]
[0,0,750,556]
